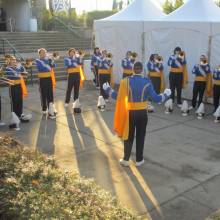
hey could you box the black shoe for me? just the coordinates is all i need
[73,108,81,114]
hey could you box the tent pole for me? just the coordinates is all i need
[141,22,145,65]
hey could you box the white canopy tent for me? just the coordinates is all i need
[94,0,165,82]
[144,0,220,99]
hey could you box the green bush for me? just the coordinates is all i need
[86,10,117,27]
[0,136,139,220]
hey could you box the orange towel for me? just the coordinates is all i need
[20,76,28,98]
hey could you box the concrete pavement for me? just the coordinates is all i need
[0,81,220,220]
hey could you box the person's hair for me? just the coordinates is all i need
[94,47,99,55]
[149,54,155,61]
[68,48,75,55]
[133,61,143,74]
[126,51,132,56]
[38,48,47,54]
[174,47,182,54]
[200,55,207,59]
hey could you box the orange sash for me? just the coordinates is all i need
[205,73,213,97]
[20,76,28,98]
[114,78,129,140]
[183,65,189,89]
[51,68,56,89]
[79,65,86,88]
[110,67,114,87]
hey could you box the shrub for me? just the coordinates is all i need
[0,136,139,220]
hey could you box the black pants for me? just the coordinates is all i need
[99,74,111,99]
[65,73,80,103]
[150,77,161,94]
[39,77,54,111]
[192,81,206,108]
[93,66,99,86]
[123,73,132,79]
[0,96,2,121]
[124,110,148,162]
[169,72,183,104]
[213,85,220,111]
[9,84,23,118]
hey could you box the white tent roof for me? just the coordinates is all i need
[164,0,220,22]
[100,0,165,21]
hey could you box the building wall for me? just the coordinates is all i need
[3,0,31,31]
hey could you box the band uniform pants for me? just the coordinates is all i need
[99,74,111,99]
[150,76,161,94]
[9,84,23,118]
[39,77,54,111]
[192,81,206,108]
[169,72,183,104]
[65,73,80,103]
[93,66,99,87]
[213,84,220,111]
[124,110,148,162]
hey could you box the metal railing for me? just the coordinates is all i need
[0,38,35,85]
[1,38,24,61]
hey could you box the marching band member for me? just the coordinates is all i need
[5,56,31,130]
[146,54,165,112]
[147,54,165,94]
[121,51,134,78]
[64,48,85,113]
[103,62,171,167]
[191,55,212,108]
[97,50,113,109]
[36,48,57,119]
[213,65,220,112]
[91,47,101,88]
[168,47,188,107]
[0,66,5,126]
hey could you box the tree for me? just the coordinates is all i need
[112,0,118,11]
[216,0,220,6]
[163,0,184,14]
[163,0,174,14]
[173,0,184,10]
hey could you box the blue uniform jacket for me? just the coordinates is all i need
[213,69,220,81]
[168,55,186,68]
[5,65,25,80]
[147,61,164,72]
[192,64,211,77]
[98,58,113,70]
[108,74,167,103]
[64,56,82,69]
[36,58,52,73]
[121,58,133,70]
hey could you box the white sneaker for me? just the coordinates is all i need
[136,159,145,167]
[42,110,48,115]
[0,121,6,126]
[48,114,56,120]
[64,103,69,108]
[105,99,109,103]
[119,159,130,167]
[177,104,182,108]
